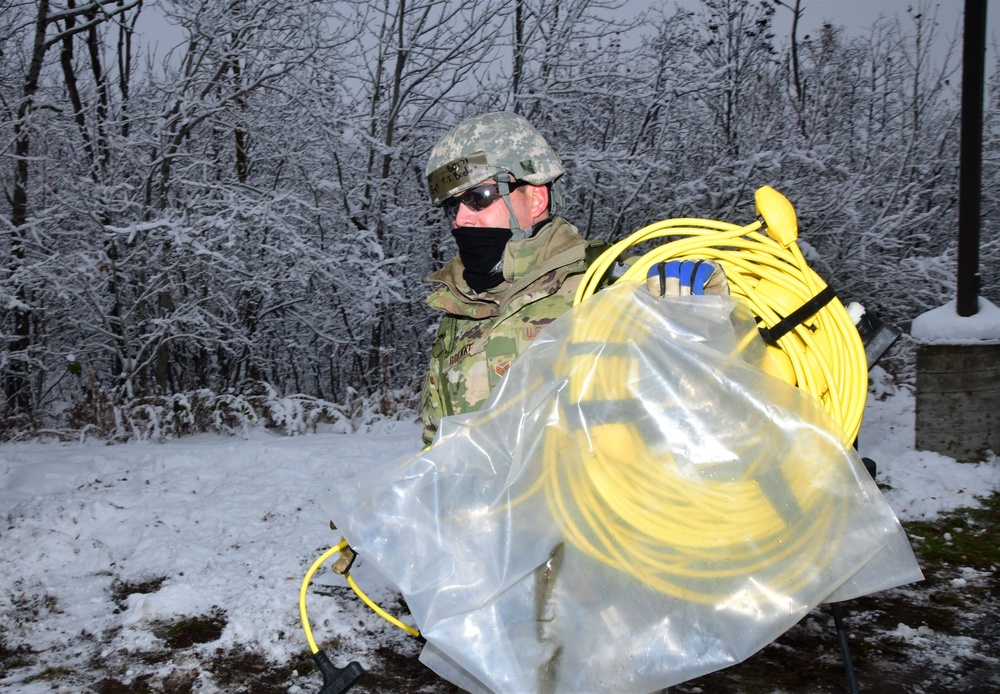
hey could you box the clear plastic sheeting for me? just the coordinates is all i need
[322,282,922,694]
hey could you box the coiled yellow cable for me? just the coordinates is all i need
[534,186,869,602]
[574,187,867,446]
[538,421,853,603]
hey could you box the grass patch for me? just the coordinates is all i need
[8,591,62,621]
[110,576,168,612]
[903,490,1000,573]
[151,609,227,649]
[0,636,34,675]
[206,647,316,692]
[26,665,72,682]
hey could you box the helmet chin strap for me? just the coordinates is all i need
[494,173,527,241]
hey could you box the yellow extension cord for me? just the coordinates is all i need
[301,186,871,638]
[575,185,868,446]
[534,185,869,603]
[299,540,420,655]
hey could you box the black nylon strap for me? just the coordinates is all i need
[758,285,837,345]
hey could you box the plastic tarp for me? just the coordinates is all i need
[322,282,923,693]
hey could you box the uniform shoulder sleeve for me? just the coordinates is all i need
[419,316,455,446]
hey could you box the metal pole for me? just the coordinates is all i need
[831,602,860,694]
[957,0,987,317]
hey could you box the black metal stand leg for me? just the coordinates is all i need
[831,602,860,694]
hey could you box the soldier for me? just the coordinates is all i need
[333,112,590,574]
[419,111,606,446]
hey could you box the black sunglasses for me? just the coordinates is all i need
[441,180,526,217]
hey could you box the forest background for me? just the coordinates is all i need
[1,0,997,442]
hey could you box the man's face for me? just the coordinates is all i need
[451,181,548,230]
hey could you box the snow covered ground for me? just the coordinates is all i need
[1,378,998,693]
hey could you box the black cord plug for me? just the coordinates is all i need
[313,649,364,694]
[854,308,901,367]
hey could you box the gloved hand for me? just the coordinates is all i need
[646,259,729,297]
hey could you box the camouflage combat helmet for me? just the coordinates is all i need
[426,112,564,239]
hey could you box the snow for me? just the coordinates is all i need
[1,386,999,692]
[859,370,1000,519]
[910,297,1000,344]
[0,421,422,692]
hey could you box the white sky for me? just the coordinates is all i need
[132,1,994,81]
[658,0,994,68]
[774,0,988,64]
[776,0,966,34]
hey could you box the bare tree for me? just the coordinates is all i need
[3,0,139,418]
[0,0,986,437]
[322,0,509,409]
[694,0,779,159]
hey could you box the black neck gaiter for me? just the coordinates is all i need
[452,227,513,293]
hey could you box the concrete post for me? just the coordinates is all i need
[915,344,1000,462]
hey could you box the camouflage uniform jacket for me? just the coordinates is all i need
[420,217,600,446]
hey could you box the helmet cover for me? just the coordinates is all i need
[426,111,564,206]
